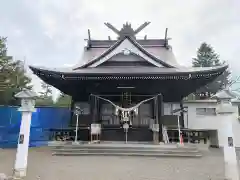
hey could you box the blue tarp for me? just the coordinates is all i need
[0,106,70,148]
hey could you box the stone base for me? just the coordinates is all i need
[12,168,26,179]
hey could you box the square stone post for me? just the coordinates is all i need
[13,89,37,179]
[213,89,239,180]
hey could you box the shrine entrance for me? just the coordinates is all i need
[92,93,163,143]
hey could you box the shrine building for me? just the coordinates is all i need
[29,22,228,142]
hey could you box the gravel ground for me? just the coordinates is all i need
[0,147,225,180]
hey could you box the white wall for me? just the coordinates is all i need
[164,101,240,147]
[174,100,240,147]
[185,101,220,130]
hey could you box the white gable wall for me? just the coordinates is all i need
[89,39,163,68]
[105,53,146,62]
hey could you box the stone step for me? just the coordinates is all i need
[53,148,199,153]
[52,145,198,151]
[52,151,202,158]
[51,143,202,158]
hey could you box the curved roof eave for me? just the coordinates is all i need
[29,64,228,76]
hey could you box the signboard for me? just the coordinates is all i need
[19,134,24,144]
[228,137,233,147]
[91,124,101,135]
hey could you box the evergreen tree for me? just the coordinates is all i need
[192,42,230,98]
[39,81,52,98]
[35,81,54,106]
[192,43,221,67]
[54,92,72,107]
[0,37,32,105]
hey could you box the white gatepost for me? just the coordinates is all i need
[13,89,37,179]
[213,89,240,180]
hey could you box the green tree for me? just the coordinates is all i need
[0,37,32,105]
[39,81,52,98]
[192,42,230,98]
[35,81,54,106]
[192,42,221,67]
[54,92,72,107]
[35,97,54,106]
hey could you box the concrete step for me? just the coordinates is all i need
[51,143,202,158]
[52,151,202,158]
[53,148,200,154]
[52,144,198,151]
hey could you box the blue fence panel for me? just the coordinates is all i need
[0,106,71,148]
[0,106,21,127]
[36,107,70,129]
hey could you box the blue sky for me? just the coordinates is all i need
[1,0,240,98]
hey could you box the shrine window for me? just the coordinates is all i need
[196,108,216,116]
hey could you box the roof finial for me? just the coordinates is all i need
[134,22,151,35]
[164,28,168,47]
[88,29,92,48]
[104,22,151,39]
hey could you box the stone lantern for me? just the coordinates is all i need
[212,88,239,180]
[13,89,37,179]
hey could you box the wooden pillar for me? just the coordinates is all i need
[96,98,101,123]
[89,95,96,124]
[152,94,163,144]
[179,100,184,128]
[157,94,163,142]
[152,97,158,144]
[70,98,75,127]
[151,98,155,119]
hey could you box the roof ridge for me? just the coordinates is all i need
[75,36,174,69]
[127,37,174,68]
[74,38,125,69]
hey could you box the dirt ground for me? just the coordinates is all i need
[0,147,225,180]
